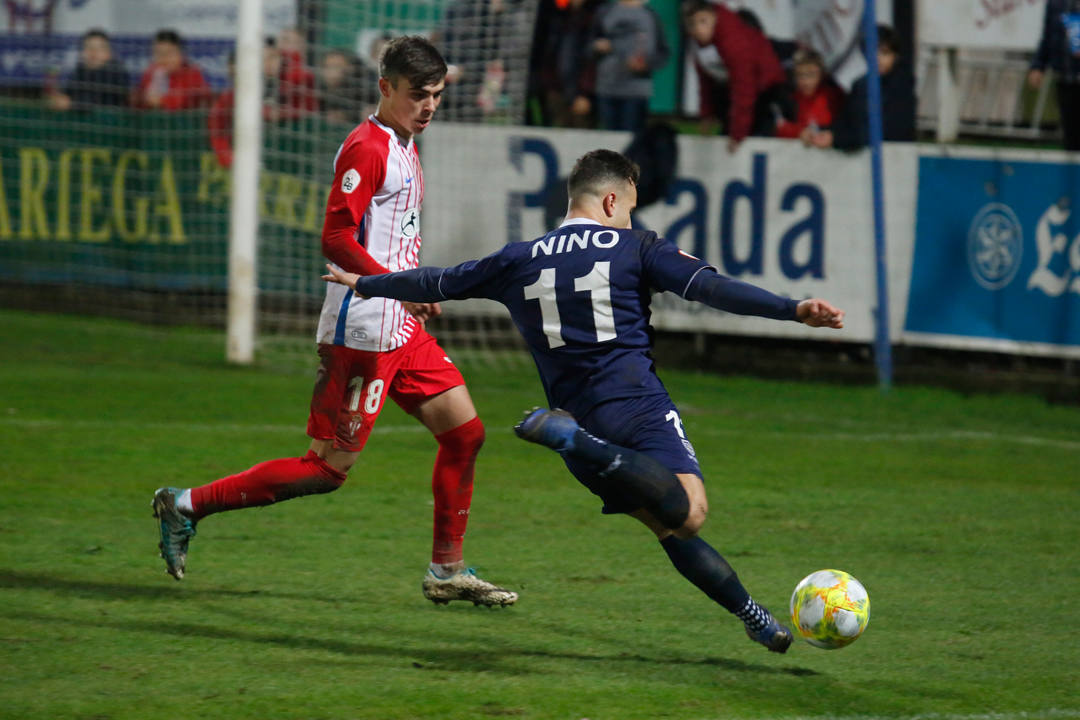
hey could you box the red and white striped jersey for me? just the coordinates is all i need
[317,115,426,352]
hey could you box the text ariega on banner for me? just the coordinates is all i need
[0,147,329,244]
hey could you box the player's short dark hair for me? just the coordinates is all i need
[154,29,183,48]
[877,24,899,55]
[379,36,447,89]
[568,150,641,200]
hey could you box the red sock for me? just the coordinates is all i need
[431,416,484,566]
[190,450,346,521]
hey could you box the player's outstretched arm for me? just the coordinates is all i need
[683,269,844,328]
[796,298,845,328]
[322,263,448,303]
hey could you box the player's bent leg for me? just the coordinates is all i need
[515,408,691,530]
[188,450,347,519]
[631,507,792,654]
[152,450,348,580]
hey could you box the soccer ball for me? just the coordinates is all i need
[789,569,870,649]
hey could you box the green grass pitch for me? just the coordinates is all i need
[1,309,1078,720]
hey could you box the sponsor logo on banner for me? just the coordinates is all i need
[507,136,827,284]
[907,156,1080,349]
[967,203,1023,290]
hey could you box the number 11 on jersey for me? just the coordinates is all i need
[523,261,616,349]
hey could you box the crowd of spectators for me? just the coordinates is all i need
[528,0,918,153]
[37,1,921,159]
[39,26,387,167]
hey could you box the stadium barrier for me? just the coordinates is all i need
[1,105,1077,359]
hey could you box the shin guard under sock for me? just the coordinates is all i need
[660,535,750,613]
[189,450,346,520]
[431,416,484,565]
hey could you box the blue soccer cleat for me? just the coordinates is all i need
[513,407,579,452]
[746,617,794,654]
[151,487,197,581]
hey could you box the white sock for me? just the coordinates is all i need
[430,562,462,579]
[176,489,194,516]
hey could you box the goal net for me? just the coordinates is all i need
[0,0,537,366]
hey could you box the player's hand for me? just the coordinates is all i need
[322,264,362,293]
[1027,69,1044,89]
[402,301,441,325]
[593,38,613,54]
[797,299,845,328]
[726,137,741,154]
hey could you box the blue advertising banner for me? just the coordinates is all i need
[906,155,1080,349]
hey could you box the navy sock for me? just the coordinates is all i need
[660,535,751,614]
[568,428,689,529]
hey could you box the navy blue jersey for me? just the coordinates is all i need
[438,223,709,414]
[351,220,800,418]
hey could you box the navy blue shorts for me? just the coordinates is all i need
[562,394,703,516]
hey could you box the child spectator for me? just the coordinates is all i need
[135,29,211,110]
[683,0,789,152]
[208,41,293,168]
[805,25,915,150]
[775,49,842,142]
[47,29,130,111]
[590,0,669,133]
[275,27,317,119]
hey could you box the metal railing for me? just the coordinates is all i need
[917,47,1060,143]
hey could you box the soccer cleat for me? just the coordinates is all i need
[422,567,519,607]
[746,617,794,654]
[151,487,197,581]
[513,407,578,453]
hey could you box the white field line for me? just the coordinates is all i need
[758,711,1080,720]
[0,417,428,436]
[1,417,1077,451]
[689,426,1080,451]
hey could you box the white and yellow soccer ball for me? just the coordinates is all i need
[789,569,870,649]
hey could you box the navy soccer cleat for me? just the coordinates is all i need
[152,487,197,581]
[746,617,794,654]
[513,407,578,452]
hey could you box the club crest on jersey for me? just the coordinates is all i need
[342,168,360,194]
[400,208,420,239]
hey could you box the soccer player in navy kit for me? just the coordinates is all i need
[323,150,845,652]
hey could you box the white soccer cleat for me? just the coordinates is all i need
[422,567,518,607]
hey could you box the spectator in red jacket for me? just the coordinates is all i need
[135,29,211,110]
[683,0,788,153]
[209,41,305,168]
[276,27,317,119]
[775,49,842,143]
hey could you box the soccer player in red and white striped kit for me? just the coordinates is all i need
[152,36,517,607]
